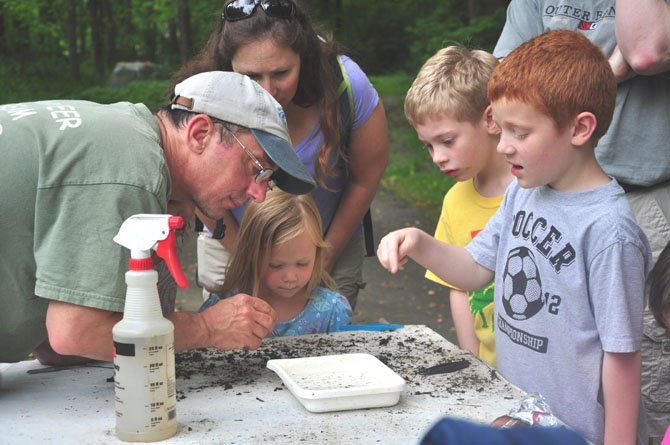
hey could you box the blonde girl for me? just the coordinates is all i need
[200,190,352,336]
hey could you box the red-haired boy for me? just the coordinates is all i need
[377,30,650,445]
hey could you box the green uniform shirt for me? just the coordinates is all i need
[0,100,169,362]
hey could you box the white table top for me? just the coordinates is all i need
[0,325,526,444]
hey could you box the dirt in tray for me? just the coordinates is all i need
[174,328,504,400]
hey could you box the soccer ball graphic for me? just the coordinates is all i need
[502,246,544,320]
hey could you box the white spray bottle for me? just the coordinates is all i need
[112,214,189,442]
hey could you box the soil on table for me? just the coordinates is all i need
[174,329,500,402]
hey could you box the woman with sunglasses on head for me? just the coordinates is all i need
[174,0,389,310]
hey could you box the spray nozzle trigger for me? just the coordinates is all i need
[114,214,189,289]
[156,216,188,288]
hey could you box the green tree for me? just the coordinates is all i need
[0,0,509,101]
[405,1,507,73]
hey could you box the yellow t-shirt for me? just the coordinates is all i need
[425,179,503,367]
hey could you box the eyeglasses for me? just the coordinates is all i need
[223,0,295,22]
[227,129,276,188]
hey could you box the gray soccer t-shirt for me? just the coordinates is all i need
[466,180,650,444]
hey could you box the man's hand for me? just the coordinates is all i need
[609,45,637,83]
[199,294,277,350]
[45,296,276,361]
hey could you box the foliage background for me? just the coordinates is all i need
[0,0,509,218]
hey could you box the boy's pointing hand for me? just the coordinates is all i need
[377,228,422,274]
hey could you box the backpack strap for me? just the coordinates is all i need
[194,215,226,240]
[361,203,375,256]
[337,55,355,137]
[336,55,375,257]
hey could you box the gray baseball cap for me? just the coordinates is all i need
[171,71,316,195]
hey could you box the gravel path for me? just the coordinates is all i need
[354,188,456,343]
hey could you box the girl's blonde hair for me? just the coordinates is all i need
[220,190,336,297]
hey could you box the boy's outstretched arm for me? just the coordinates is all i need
[376,227,493,291]
[602,351,641,445]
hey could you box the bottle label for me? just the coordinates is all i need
[114,334,177,439]
[113,341,135,357]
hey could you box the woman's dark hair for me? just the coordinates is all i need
[172,1,344,184]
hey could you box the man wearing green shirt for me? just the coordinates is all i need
[0,71,316,365]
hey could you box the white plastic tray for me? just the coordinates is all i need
[266,353,406,413]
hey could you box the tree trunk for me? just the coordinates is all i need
[167,20,179,64]
[177,0,192,63]
[123,0,136,59]
[89,0,105,74]
[12,18,31,61]
[0,1,5,56]
[144,23,157,61]
[468,0,479,22]
[334,0,342,39]
[79,10,87,58]
[102,0,117,68]
[67,0,80,80]
[37,6,50,48]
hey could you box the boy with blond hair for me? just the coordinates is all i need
[379,30,650,445]
[404,46,512,367]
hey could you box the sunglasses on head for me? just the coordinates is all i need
[223,0,296,22]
